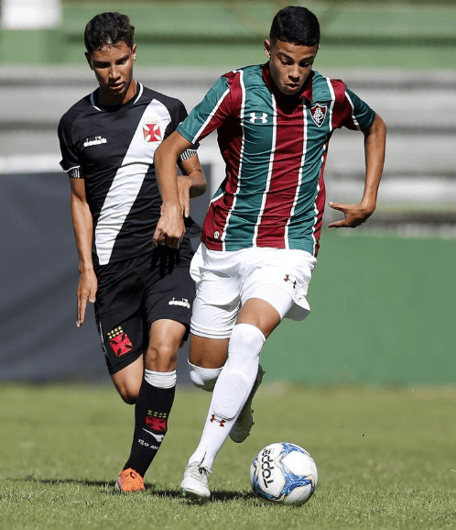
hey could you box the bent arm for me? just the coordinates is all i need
[178,152,207,218]
[70,178,97,327]
[329,113,387,228]
[153,130,196,246]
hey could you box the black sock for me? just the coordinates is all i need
[123,379,175,477]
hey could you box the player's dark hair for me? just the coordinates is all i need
[84,12,135,55]
[269,6,320,47]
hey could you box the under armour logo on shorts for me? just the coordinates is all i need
[284,274,297,289]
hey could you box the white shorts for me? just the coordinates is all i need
[190,244,317,339]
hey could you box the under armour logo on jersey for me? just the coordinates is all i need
[143,118,162,142]
[249,112,268,124]
[310,104,327,127]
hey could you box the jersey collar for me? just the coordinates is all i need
[262,63,314,105]
[90,82,144,111]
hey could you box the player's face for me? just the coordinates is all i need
[265,39,318,96]
[87,42,137,105]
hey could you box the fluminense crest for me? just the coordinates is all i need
[310,104,327,127]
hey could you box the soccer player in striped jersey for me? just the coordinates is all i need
[58,13,206,492]
[154,6,387,501]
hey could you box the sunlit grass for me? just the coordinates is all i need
[1,383,455,529]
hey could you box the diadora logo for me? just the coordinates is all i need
[249,112,268,124]
[310,104,327,127]
[143,117,162,142]
[83,136,107,148]
[142,428,165,443]
[168,297,190,309]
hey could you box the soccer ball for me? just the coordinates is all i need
[250,442,318,506]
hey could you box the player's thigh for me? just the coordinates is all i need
[242,248,316,322]
[95,260,149,386]
[145,319,187,372]
[236,297,283,338]
[190,248,242,342]
[143,263,194,363]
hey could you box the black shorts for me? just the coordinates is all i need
[94,243,195,375]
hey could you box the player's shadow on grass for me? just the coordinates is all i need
[7,477,185,499]
[9,477,254,501]
[8,477,111,488]
[210,490,255,502]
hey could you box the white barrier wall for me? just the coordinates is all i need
[1,0,62,29]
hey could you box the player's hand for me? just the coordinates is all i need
[76,269,97,327]
[153,203,186,249]
[328,201,375,228]
[177,176,192,218]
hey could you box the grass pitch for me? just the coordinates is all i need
[1,383,455,529]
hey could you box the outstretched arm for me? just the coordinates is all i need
[70,178,97,327]
[153,130,198,247]
[329,113,387,228]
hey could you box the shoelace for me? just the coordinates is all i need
[189,465,210,480]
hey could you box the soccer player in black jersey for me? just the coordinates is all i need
[58,12,206,492]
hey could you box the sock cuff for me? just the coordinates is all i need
[188,361,222,391]
[144,369,177,389]
[188,361,223,378]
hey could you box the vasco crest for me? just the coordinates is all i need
[142,118,162,142]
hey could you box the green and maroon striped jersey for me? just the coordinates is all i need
[177,64,375,256]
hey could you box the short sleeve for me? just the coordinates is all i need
[177,74,233,144]
[162,98,199,163]
[58,114,84,178]
[343,88,376,132]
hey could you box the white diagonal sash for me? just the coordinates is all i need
[95,99,171,265]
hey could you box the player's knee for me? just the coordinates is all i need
[117,383,140,405]
[188,361,222,392]
[146,342,178,371]
[228,323,265,361]
[112,365,142,404]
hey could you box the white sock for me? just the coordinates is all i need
[187,324,265,469]
[188,361,222,392]
[144,369,177,389]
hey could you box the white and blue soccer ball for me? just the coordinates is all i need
[250,442,318,506]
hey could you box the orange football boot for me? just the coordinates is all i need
[115,468,146,492]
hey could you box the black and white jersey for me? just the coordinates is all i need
[58,83,196,267]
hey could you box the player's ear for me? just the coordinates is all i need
[264,40,271,59]
[85,52,94,70]
[131,44,137,62]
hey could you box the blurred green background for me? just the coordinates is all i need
[264,232,456,386]
[0,0,455,386]
[1,0,456,69]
